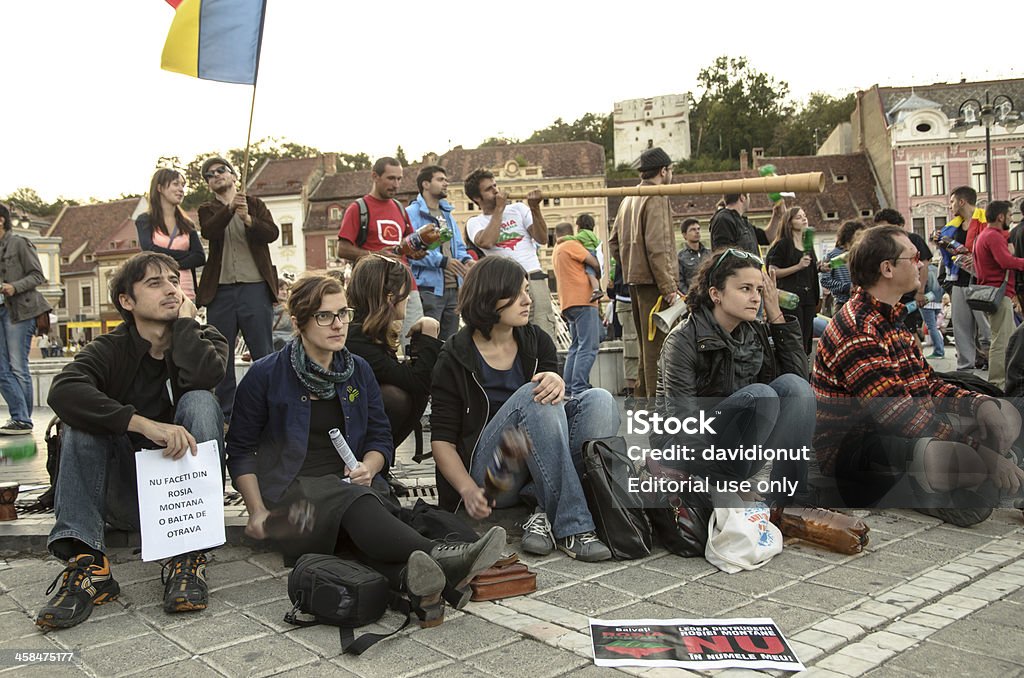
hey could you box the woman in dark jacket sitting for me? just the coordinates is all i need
[226,273,504,625]
[345,254,442,450]
[658,249,815,504]
[430,257,619,562]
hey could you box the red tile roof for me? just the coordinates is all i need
[305,166,421,232]
[246,156,329,197]
[48,198,142,273]
[94,217,143,257]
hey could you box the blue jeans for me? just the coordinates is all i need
[48,390,224,555]
[921,307,944,357]
[562,305,601,397]
[686,374,815,502]
[206,283,274,422]
[419,287,460,341]
[468,384,620,538]
[0,305,36,424]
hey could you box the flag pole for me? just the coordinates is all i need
[240,0,268,191]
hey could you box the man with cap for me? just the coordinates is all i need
[196,157,279,423]
[609,147,680,398]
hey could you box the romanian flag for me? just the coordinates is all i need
[161,0,267,85]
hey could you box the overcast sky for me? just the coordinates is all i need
[2,0,1019,203]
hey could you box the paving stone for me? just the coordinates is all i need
[880,539,972,565]
[591,566,681,598]
[202,633,318,677]
[914,527,998,551]
[883,620,935,641]
[207,560,273,591]
[897,612,951,630]
[208,546,256,563]
[216,579,289,609]
[553,666,626,678]
[640,553,717,580]
[832,610,888,632]
[775,540,854,564]
[813,618,865,641]
[928,617,1024,664]
[535,582,637,617]
[404,662,493,678]
[131,596,231,628]
[791,629,846,652]
[273,660,357,677]
[603,600,691,623]
[411,615,516,659]
[0,595,19,613]
[120,658,223,678]
[860,666,920,678]
[861,513,933,538]
[761,550,832,578]
[104,560,162,586]
[860,630,918,652]
[854,601,909,620]
[0,609,39,641]
[701,569,794,597]
[969,600,1024,628]
[554,630,593,656]
[768,582,864,613]
[886,584,938,601]
[46,610,150,651]
[334,635,450,677]
[728,601,828,636]
[836,641,896,664]
[519,621,572,644]
[240,598,295,632]
[76,632,188,677]
[0,660,89,677]
[814,651,878,676]
[655,582,752,616]
[537,558,627,580]
[788,639,824,664]
[246,551,291,577]
[846,551,933,579]
[466,638,588,678]
[917,602,972,621]
[888,640,1023,676]
[939,594,988,613]
[872,590,924,612]
[808,569,904,595]
[0,559,63,592]
[162,611,273,653]
[533,568,575,593]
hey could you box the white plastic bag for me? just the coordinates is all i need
[705,500,783,574]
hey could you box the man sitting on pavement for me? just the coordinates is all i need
[813,226,1023,526]
[36,252,228,630]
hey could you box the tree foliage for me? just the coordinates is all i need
[691,56,792,161]
[4,187,79,217]
[772,92,856,156]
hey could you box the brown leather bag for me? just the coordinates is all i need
[469,554,537,602]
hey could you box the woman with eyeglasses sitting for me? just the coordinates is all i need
[657,249,815,505]
[765,207,820,354]
[226,273,506,627]
[345,255,442,453]
[430,257,619,562]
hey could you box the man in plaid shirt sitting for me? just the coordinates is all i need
[812,225,1024,526]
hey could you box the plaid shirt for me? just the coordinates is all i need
[812,287,988,475]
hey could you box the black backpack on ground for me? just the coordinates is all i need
[284,554,405,655]
[580,437,653,559]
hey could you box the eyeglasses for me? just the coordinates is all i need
[710,248,763,273]
[312,308,354,326]
[203,166,231,180]
[892,252,921,265]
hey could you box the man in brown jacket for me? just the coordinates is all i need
[196,156,279,423]
[609,147,680,398]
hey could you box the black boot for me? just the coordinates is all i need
[429,526,506,609]
[403,551,445,627]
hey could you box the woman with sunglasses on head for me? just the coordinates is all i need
[345,254,442,452]
[430,257,619,562]
[226,273,505,626]
[765,207,820,354]
[136,168,206,300]
[657,249,815,505]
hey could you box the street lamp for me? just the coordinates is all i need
[951,92,1021,200]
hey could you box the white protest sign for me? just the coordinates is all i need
[135,439,225,562]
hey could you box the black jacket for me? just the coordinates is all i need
[658,306,807,410]
[345,322,443,409]
[429,323,558,510]
[48,319,228,435]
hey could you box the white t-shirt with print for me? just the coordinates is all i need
[466,203,542,272]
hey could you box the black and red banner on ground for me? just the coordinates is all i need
[589,617,805,671]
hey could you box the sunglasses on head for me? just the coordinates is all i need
[203,166,231,180]
[710,248,764,273]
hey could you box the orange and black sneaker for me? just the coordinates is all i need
[161,551,209,613]
[36,554,120,630]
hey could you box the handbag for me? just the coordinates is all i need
[965,272,1009,314]
[581,437,653,559]
[284,554,401,655]
[705,499,783,574]
[646,486,714,557]
[469,554,537,602]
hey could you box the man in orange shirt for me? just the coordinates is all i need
[553,222,603,397]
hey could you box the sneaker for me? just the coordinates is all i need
[161,551,209,613]
[0,420,33,435]
[36,554,120,630]
[926,352,945,359]
[520,508,555,556]
[557,532,612,562]
[430,526,506,609]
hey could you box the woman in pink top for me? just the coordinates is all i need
[135,169,206,300]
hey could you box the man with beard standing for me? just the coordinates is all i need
[197,157,279,424]
[408,165,473,340]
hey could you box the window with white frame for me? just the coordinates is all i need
[931,166,945,195]
[909,167,924,196]
[1011,159,1023,192]
[971,163,987,193]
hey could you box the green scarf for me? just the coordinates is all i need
[289,338,355,400]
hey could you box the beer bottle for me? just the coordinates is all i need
[483,427,531,500]
[770,506,870,554]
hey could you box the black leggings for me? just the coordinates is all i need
[380,384,427,449]
[339,495,435,588]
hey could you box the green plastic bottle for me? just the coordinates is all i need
[428,224,453,250]
[828,251,848,269]
[802,228,816,254]
[776,290,800,310]
[759,163,783,203]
